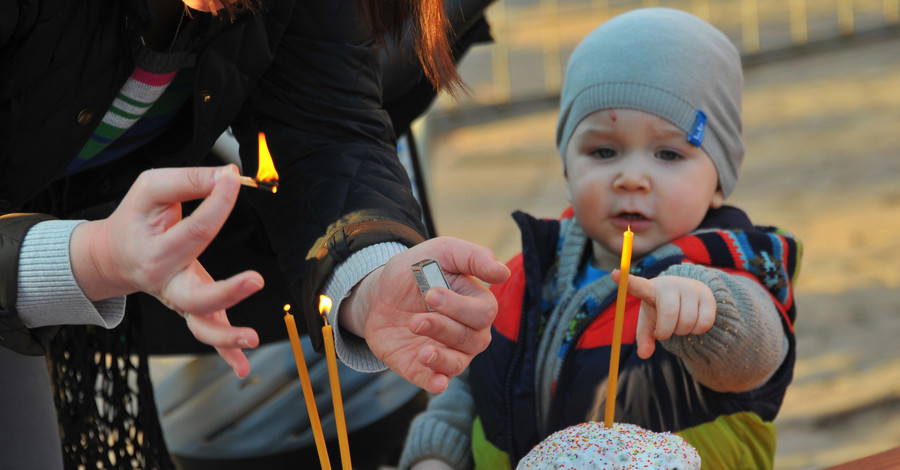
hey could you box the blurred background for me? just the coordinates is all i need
[413,0,900,468]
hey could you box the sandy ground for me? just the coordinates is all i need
[420,31,900,470]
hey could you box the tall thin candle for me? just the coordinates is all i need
[605,226,634,428]
[319,296,352,470]
[283,304,331,469]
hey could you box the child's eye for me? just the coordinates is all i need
[589,147,617,159]
[656,149,683,162]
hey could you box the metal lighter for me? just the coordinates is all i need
[411,259,450,311]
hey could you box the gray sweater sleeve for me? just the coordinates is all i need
[322,242,408,373]
[16,220,125,329]
[399,369,475,470]
[658,264,787,393]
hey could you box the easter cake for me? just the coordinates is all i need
[516,422,700,470]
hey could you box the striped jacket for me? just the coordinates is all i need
[468,206,801,469]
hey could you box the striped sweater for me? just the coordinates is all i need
[66,44,193,175]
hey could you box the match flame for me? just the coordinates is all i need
[257,132,279,184]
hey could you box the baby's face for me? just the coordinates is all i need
[564,109,724,269]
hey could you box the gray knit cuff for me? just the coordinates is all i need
[399,415,474,470]
[16,220,126,329]
[399,370,475,469]
[324,242,408,373]
[657,263,783,392]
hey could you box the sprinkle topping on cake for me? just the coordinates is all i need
[516,422,701,469]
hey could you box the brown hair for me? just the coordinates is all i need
[215,0,461,95]
[358,0,463,97]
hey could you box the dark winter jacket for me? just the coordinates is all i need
[0,0,426,353]
[469,207,801,468]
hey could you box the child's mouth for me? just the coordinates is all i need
[618,212,647,221]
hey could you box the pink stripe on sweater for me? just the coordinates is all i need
[131,68,179,87]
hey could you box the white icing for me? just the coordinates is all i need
[516,422,701,469]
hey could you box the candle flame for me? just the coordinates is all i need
[318,295,333,317]
[283,304,291,314]
[318,295,333,326]
[257,132,279,185]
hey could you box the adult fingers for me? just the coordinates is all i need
[383,341,451,394]
[185,312,259,378]
[185,311,259,350]
[413,343,466,394]
[129,166,229,210]
[408,302,492,359]
[215,346,253,379]
[167,269,264,317]
[426,237,510,285]
[421,284,497,342]
[157,165,240,264]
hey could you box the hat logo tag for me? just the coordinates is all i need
[687,110,706,147]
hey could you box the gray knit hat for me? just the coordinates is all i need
[556,8,744,197]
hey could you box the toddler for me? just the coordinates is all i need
[400,8,801,470]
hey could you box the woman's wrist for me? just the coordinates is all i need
[339,267,381,337]
[69,219,125,302]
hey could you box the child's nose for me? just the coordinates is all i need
[613,156,650,191]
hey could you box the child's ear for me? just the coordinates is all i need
[710,187,725,208]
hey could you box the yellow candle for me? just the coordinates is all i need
[284,305,331,470]
[322,324,352,470]
[605,226,634,428]
[318,296,352,470]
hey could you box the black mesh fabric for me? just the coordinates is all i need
[48,302,175,469]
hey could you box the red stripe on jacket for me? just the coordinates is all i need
[492,253,526,341]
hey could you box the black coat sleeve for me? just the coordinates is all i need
[232,0,427,350]
[0,213,60,355]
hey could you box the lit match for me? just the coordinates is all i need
[241,132,279,193]
[239,176,278,193]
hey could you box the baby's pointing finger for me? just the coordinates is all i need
[612,271,656,306]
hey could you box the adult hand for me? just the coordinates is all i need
[611,270,716,359]
[70,165,262,377]
[343,237,510,394]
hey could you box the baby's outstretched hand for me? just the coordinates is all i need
[611,270,716,359]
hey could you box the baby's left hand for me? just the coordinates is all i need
[611,270,716,359]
